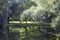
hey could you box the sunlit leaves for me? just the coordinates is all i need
[51,16,60,27]
[50,0,60,29]
[47,0,56,5]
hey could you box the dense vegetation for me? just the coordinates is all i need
[0,0,60,40]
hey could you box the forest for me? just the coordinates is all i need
[0,0,60,40]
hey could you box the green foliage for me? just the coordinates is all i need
[51,0,60,29]
[9,0,36,21]
[1,0,60,40]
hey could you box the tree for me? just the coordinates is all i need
[30,0,60,40]
[9,0,37,21]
